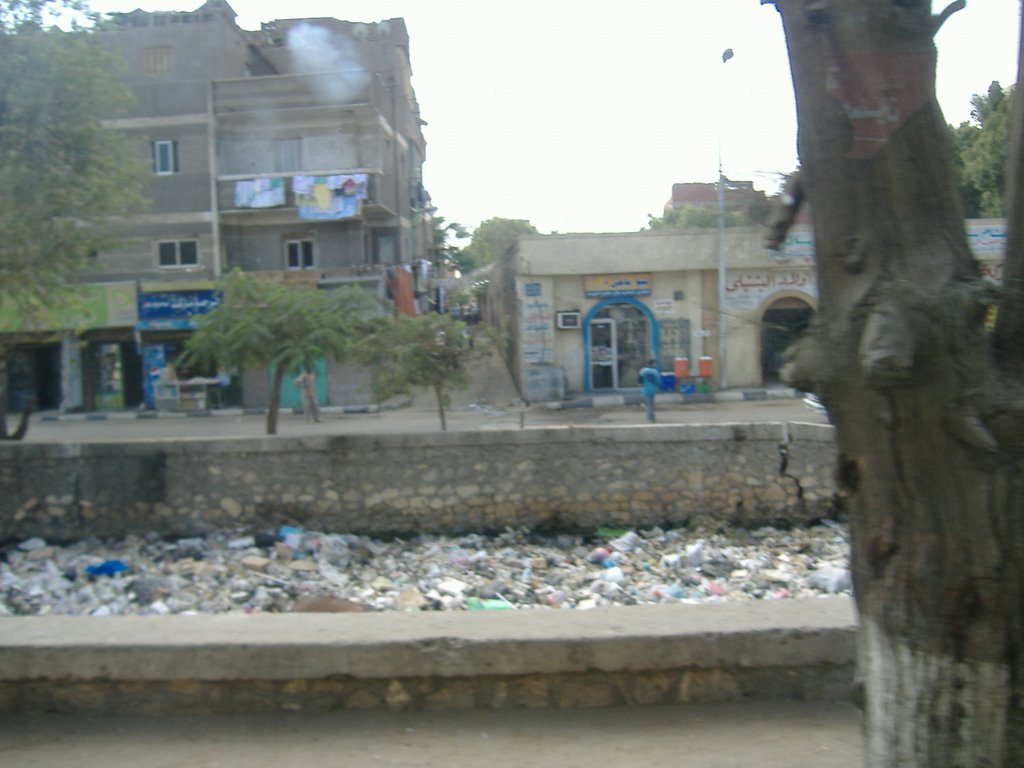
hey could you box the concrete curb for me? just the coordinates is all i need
[36,389,802,422]
[0,598,857,714]
[544,387,801,410]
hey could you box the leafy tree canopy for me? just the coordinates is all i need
[431,214,470,272]
[645,205,745,231]
[457,218,537,273]
[182,270,375,434]
[951,81,1013,218]
[0,6,145,327]
[1,0,86,31]
[353,312,487,431]
[0,0,146,437]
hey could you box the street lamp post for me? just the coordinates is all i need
[717,48,733,390]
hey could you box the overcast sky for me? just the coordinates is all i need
[91,0,1020,234]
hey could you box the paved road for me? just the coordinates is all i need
[21,397,827,442]
[3,701,861,767]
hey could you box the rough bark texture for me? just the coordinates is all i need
[766,1,1024,764]
[266,364,285,435]
[0,345,32,440]
[994,4,1024,377]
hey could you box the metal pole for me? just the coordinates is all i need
[717,49,733,390]
[717,155,727,390]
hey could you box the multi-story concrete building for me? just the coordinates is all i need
[5,0,431,414]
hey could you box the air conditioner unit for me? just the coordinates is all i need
[556,311,581,329]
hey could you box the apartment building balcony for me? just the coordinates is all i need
[216,171,397,223]
[212,71,390,118]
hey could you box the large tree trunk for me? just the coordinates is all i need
[766,1,1024,764]
[266,363,286,435]
[0,343,32,441]
[433,383,447,431]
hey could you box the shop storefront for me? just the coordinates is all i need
[503,228,816,401]
[0,282,138,413]
[136,283,223,409]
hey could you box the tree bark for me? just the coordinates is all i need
[266,363,285,435]
[434,383,447,431]
[0,344,32,441]
[766,1,1024,764]
[993,3,1024,376]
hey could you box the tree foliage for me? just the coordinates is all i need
[431,214,470,272]
[457,217,537,273]
[182,270,374,435]
[0,0,147,439]
[353,312,487,431]
[951,81,1013,218]
[645,205,744,231]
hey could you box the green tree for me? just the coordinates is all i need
[431,215,470,272]
[0,1,146,439]
[458,218,537,273]
[951,81,1013,218]
[354,313,486,431]
[182,271,374,435]
[644,205,744,231]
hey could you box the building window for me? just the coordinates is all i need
[152,140,179,175]
[286,239,314,270]
[143,46,172,76]
[158,240,198,268]
[273,138,302,173]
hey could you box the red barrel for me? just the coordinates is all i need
[673,357,689,380]
[698,356,714,378]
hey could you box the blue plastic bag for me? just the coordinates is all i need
[85,560,128,577]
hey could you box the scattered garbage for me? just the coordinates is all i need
[0,520,851,617]
[84,560,129,577]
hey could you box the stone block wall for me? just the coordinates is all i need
[0,423,839,542]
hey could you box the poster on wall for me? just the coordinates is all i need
[658,318,692,366]
[521,281,554,364]
[966,221,1005,256]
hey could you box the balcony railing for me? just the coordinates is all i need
[212,72,389,116]
[216,172,392,218]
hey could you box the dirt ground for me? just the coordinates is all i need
[2,701,862,768]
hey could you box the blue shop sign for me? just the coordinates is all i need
[137,290,221,330]
[139,290,221,319]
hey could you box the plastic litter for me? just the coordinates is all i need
[0,520,851,616]
[84,560,128,577]
[465,597,513,610]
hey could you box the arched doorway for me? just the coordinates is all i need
[584,299,655,391]
[761,297,813,383]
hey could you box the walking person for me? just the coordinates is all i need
[638,359,660,423]
[294,369,321,423]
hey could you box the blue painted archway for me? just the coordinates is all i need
[581,297,660,393]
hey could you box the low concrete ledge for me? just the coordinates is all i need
[0,598,857,714]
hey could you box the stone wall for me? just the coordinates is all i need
[0,423,839,542]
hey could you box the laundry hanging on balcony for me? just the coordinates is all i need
[293,173,368,220]
[233,177,286,208]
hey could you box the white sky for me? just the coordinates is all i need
[90,0,1020,235]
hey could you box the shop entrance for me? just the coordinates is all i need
[6,345,61,412]
[588,302,651,390]
[761,298,813,383]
